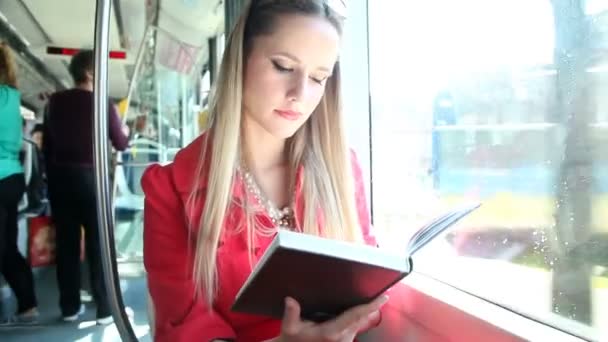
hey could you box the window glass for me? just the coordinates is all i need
[369,0,607,339]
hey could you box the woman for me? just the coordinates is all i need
[143,1,388,341]
[0,42,39,325]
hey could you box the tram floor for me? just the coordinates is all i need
[0,264,151,342]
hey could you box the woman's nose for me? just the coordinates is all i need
[287,73,309,102]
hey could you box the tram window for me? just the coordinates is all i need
[368,0,607,340]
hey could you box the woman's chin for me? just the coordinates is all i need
[268,124,303,140]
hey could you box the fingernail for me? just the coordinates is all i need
[285,297,293,307]
[379,295,389,305]
[367,310,380,321]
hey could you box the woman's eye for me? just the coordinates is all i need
[310,76,328,85]
[272,60,292,73]
[271,59,329,84]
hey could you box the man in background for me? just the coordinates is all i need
[43,50,129,325]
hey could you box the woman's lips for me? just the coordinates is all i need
[275,109,302,121]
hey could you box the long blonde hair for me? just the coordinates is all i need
[0,42,18,88]
[188,0,363,306]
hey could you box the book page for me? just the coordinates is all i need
[406,202,481,256]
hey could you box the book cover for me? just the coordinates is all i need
[231,202,481,322]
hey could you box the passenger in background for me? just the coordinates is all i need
[0,42,39,325]
[43,50,129,325]
[30,123,46,186]
[142,1,388,342]
[131,114,157,141]
[30,123,44,151]
[23,123,47,215]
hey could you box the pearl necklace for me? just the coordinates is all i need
[239,164,295,229]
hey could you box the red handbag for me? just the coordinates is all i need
[27,216,85,267]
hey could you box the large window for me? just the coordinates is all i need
[368,0,607,340]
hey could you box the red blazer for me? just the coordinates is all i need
[142,134,380,342]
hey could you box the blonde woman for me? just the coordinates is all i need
[0,42,39,325]
[143,1,389,341]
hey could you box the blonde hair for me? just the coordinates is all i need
[0,42,18,88]
[188,0,362,306]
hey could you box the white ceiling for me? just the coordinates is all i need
[1,0,223,113]
[158,0,224,46]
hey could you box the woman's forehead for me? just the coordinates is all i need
[252,14,340,66]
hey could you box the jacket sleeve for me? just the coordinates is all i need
[350,150,378,247]
[350,150,386,335]
[142,164,236,342]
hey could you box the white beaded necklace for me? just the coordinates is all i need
[238,163,295,229]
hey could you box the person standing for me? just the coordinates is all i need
[43,49,129,325]
[0,42,39,325]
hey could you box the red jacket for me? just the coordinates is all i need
[142,135,380,342]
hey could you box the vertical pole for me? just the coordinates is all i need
[93,0,138,340]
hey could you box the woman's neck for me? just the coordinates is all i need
[241,117,293,211]
[241,119,287,173]
[75,81,93,92]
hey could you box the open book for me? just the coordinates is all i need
[231,202,481,322]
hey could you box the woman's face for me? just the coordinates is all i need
[242,14,340,140]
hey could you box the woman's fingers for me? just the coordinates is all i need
[281,297,302,336]
[280,295,389,342]
[355,310,382,334]
[323,295,389,334]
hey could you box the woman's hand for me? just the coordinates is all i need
[276,295,388,342]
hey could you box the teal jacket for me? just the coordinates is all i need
[0,84,24,180]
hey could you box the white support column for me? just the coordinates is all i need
[340,0,373,218]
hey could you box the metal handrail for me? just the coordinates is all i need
[121,24,205,123]
[93,0,138,340]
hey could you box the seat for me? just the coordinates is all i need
[113,139,163,261]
